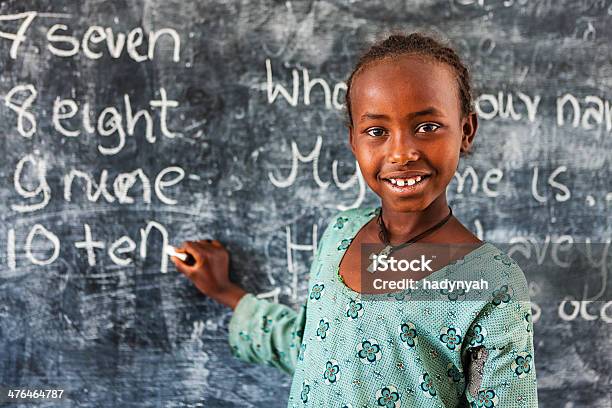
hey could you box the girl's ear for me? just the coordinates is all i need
[460,112,478,154]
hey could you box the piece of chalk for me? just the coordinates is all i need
[166,245,188,261]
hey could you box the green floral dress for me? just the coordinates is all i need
[228,206,538,407]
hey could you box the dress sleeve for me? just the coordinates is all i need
[228,292,308,375]
[461,277,539,407]
[227,211,337,375]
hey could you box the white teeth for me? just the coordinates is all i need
[388,176,425,187]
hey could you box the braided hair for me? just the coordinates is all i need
[344,32,475,134]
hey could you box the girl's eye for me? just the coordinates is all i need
[416,123,440,133]
[365,124,440,137]
[366,127,386,137]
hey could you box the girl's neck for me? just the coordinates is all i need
[379,197,452,245]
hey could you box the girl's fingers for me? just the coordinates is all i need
[169,242,207,280]
[176,242,192,253]
[172,240,221,272]
[174,259,199,278]
[170,249,193,270]
[181,242,204,266]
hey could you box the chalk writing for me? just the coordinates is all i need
[0,11,180,62]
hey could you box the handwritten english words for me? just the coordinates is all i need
[4,11,610,135]
[5,85,179,155]
[1,12,608,301]
[11,153,186,213]
[265,57,612,134]
[283,220,612,322]
[0,11,185,274]
[6,154,186,273]
[4,82,184,274]
[7,221,174,274]
[0,11,180,61]
[265,134,592,209]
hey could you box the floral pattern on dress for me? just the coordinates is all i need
[491,284,512,308]
[471,388,498,407]
[238,330,251,342]
[346,299,364,320]
[228,208,538,407]
[261,315,272,333]
[310,283,325,301]
[524,312,532,332]
[398,321,418,348]
[440,326,462,351]
[493,253,515,266]
[387,289,411,301]
[323,359,340,385]
[440,287,467,301]
[466,324,487,347]
[375,385,401,407]
[316,318,330,340]
[356,338,382,364]
[333,216,349,229]
[511,352,533,378]
[338,238,353,251]
[300,380,310,403]
[447,363,463,382]
[419,373,437,398]
[291,325,303,341]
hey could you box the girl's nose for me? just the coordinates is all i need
[388,132,420,165]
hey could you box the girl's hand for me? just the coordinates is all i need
[171,239,247,310]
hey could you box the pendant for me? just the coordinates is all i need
[367,252,376,273]
[378,245,393,258]
[367,245,393,273]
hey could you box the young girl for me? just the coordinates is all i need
[172,32,538,407]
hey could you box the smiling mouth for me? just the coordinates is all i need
[382,175,430,193]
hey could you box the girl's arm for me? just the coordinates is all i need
[170,238,313,374]
[461,278,539,407]
[227,212,337,375]
[228,292,308,375]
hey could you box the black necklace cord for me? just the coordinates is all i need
[376,206,453,253]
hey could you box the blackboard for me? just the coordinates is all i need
[0,1,610,407]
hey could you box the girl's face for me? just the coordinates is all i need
[349,54,478,214]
